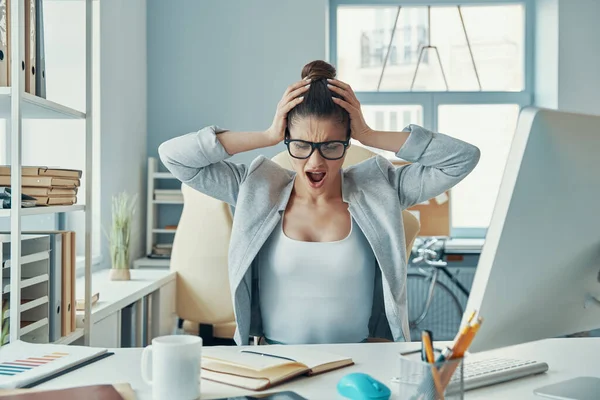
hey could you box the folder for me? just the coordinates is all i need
[0,176,80,188]
[33,196,77,206]
[22,187,78,197]
[34,0,45,98]
[0,0,9,87]
[70,232,76,333]
[25,0,36,95]
[0,166,83,179]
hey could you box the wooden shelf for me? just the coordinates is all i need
[0,88,86,119]
[53,328,84,345]
[0,204,85,218]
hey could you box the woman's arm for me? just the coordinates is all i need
[159,79,309,206]
[373,124,480,208]
[328,79,480,209]
[158,126,269,206]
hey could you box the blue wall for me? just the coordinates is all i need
[146,0,328,237]
[147,0,329,166]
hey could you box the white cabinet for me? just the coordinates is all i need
[90,312,120,348]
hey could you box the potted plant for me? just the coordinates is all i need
[106,191,137,281]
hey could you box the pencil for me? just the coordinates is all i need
[422,331,445,400]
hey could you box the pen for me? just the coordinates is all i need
[239,350,297,362]
[422,331,445,400]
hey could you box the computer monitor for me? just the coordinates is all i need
[465,106,600,353]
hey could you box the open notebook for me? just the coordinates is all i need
[201,346,353,390]
[0,341,108,389]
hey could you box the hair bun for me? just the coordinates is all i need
[301,60,336,81]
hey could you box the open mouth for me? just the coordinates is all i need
[306,171,327,188]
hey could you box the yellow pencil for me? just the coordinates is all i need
[422,331,445,400]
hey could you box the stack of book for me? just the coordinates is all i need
[0,166,81,207]
[150,243,172,259]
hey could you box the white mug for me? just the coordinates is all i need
[141,335,203,400]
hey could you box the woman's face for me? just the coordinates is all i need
[287,116,349,193]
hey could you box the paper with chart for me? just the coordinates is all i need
[0,340,107,389]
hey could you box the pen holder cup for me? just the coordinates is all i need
[396,353,465,400]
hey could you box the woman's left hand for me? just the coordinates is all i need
[327,79,373,142]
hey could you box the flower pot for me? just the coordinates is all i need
[109,268,131,281]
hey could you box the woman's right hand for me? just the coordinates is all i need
[265,78,311,145]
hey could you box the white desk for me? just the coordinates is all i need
[35,337,597,399]
[74,269,176,348]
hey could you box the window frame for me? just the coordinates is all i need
[329,0,535,238]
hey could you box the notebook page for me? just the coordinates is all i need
[254,346,351,370]
[202,348,297,372]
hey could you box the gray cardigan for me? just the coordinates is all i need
[158,124,480,345]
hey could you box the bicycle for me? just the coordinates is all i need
[407,237,472,341]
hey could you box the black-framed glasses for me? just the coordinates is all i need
[284,137,350,160]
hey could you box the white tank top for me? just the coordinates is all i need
[257,216,376,344]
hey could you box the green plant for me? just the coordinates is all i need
[105,191,137,270]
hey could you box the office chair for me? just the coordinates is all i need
[170,144,420,345]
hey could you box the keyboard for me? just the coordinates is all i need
[446,357,549,393]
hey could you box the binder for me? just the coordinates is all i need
[47,233,63,342]
[34,0,45,98]
[70,232,76,332]
[0,0,9,87]
[25,0,36,95]
[61,232,72,336]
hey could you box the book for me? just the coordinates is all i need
[0,384,124,399]
[0,166,82,179]
[0,341,108,390]
[0,176,79,188]
[201,346,354,391]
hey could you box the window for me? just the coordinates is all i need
[331,0,533,236]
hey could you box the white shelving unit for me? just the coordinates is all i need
[0,0,93,346]
[132,157,181,269]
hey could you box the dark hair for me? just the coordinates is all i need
[287,60,350,139]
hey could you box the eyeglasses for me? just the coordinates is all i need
[284,137,350,160]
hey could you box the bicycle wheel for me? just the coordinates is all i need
[407,271,464,342]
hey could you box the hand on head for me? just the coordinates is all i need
[265,78,311,145]
[266,60,372,146]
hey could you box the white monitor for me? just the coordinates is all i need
[465,106,600,353]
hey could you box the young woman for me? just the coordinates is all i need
[159,60,480,345]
